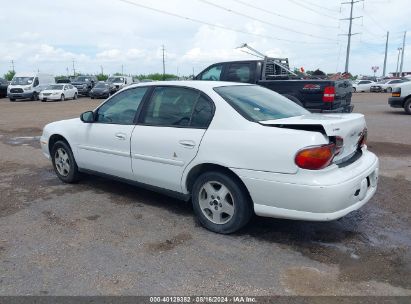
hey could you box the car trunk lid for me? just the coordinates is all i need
[259,113,366,163]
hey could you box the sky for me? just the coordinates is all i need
[0,0,409,77]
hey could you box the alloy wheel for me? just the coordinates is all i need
[54,148,70,176]
[198,181,235,224]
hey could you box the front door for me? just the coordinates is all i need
[131,86,214,192]
[76,87,149,179]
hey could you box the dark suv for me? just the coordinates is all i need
[71,76,97,96]
[0,78,8,98]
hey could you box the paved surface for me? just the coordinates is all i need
[0,93,410,296]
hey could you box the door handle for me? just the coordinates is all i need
[115,132,126,140]
[179,140,196,149]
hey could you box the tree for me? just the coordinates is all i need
[97,74,108,81]
[4,70,16,81]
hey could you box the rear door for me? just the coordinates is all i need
[131,86,214,192]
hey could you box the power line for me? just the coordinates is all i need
[231,0,339,29]
[298,0,341,13]
[199,0,338,41]
[116,0,336,45]
[288,0,339,20]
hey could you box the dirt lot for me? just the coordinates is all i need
[0,93,410,296]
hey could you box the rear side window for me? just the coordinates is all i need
[141,87,213,128]
[200,65,223,81]
[226,63,252,83]
[190,95,213,128]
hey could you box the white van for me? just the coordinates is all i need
[8,72,55,101]
[106,75,133,93]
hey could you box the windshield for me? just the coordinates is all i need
[74,76,90,82]
[377,79,389,84]
[215,85,309,121]
[47,85,64,90]
[11,77,34,85]
[107,77,124,83]
[95,83,109,88]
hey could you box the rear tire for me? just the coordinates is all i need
[51,140,80,183]
[404,99,411,115]
[192,171,253,234]
[9,98,15,102]
[352,87,356,93]
[386,87,392,93]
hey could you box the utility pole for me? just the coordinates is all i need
[11,60,15,72]
[161,45,166,80]
[396,48,402,77]
[399,31,407,76]
[121,64,124,75]
[100,65,104,75]
[72,59,76,76]
[382,31,389,77]
[341,0,362,73]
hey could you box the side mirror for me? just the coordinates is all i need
[80,111,95,123]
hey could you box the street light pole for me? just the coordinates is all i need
[396,48,402,77]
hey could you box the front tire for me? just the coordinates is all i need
[31,92,38,101]
[386,87,392,93]
[60,94,65,101]
[404,99,411,115]
[9,98,15,102]
[51,140,80,183]
[352,87,356,93]
[192,171,253,234]
[73,93,78,100]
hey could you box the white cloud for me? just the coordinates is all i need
[0,0,409,76]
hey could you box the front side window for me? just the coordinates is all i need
[200,65,223,81]
[215,85,309,121]
[96,87,148,124]
[226,63,252,83]
[141,87,213,128]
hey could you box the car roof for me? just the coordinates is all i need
[127,80,251,91]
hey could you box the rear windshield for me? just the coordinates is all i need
[47,85,64,90]
[214,85,308,121]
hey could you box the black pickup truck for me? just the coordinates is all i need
[195,59,353,113]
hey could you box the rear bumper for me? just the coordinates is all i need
[388,97,405,108]
[233,150,379,221]
[310,104,354,113]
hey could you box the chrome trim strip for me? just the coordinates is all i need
[132,153,184,167]
[78,145,130,157]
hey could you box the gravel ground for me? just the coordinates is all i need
[0,93,410,296]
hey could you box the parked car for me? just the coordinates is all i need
[89,82,113,99]
[39,84,78,102]
[8,72,55,101]
[107,76,133,93]
[352,80,375,92]
[40,81,378,234]
[371,79,404,93]
[389,81,411,114]
[0,77,8,98]
[56,78,72,84]
[71,76,97,96]
[196,60,353,113]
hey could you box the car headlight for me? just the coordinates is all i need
[52,92,59,95]
[24,86,32,91]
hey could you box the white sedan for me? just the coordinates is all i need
[352,80,375,92]
[39,84,78,101]
[40,81,379,234]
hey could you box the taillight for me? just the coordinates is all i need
[323,86,336,102]
[295,143,336,170]
[358,128,367,148]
